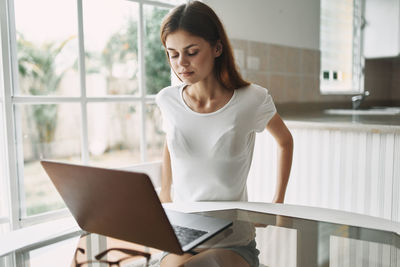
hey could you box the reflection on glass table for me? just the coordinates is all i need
[2,207,399,267]
[198,209,399,267]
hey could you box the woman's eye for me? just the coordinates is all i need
[170,54,179,59]
[188,51,198,56]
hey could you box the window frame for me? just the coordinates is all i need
[0,3,9,230]
[0,0,176,231]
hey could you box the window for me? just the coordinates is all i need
[0,0,180,229]
[320,0,364,94]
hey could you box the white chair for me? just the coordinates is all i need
[120,161,163,194]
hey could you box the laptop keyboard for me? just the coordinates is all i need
[172,225,208,247]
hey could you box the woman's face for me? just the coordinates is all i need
[165,30,221,85]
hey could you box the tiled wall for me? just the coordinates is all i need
[231,38,399,104]
[392,58,400,100]
[364,58,393,102]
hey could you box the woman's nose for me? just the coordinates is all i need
[178,55,189,67]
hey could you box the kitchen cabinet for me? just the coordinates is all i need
[363,0,400,58]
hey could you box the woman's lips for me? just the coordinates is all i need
[180,71,194,77]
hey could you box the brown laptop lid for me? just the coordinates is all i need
[41,160,183,254]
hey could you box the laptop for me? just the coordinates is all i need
[40,160,232,254]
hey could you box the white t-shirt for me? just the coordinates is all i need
[155,83,276,202]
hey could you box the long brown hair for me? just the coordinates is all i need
[160,1,250,90]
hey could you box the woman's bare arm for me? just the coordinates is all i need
[266,113,293,203]
[160,140,173,203]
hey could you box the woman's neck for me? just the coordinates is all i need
[182,76,234,113]
[186,77,226,102]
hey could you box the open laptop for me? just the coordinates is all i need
[40,160,232,254]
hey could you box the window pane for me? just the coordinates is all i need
[144,5,171,95]
[14,0,79,96]
[146,103,164,161]
[87,102,141,168]
[83,1,139,96]
[15,104,82,216]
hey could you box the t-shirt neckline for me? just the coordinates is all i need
[179,84,236,116]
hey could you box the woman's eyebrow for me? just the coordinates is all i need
[166,44,199,51]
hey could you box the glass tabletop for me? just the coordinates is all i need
[1,208,399,267]
[200,209,399,267]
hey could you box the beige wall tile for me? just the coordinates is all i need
[300,48,317,76]
[311,76,321,102]
[268,44,287,73]
[230,38,248,52]
[284,75,301,102]
[285,47,301,74]
[268,74,286,102]
[314,50,321,76]
[247,41,269,71]
[230,39,248,70]
[245,71,269,89]
[233,38,398,103]
[300,76,318,102]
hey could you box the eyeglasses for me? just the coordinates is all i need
[74,246,151,267]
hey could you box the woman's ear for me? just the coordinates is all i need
[214,40,223,58]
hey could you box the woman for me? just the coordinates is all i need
[156,1,293,266]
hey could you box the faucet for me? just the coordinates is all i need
[351,91,369,109]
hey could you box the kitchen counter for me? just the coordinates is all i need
[276,103,400,133]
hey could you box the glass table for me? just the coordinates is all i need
[1,207,399,267]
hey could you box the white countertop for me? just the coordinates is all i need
[285,120,400,133]
[277,105,400,133]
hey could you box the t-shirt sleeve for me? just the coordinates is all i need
[254,87,277,132]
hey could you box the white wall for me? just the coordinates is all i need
[204,0,320,50]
